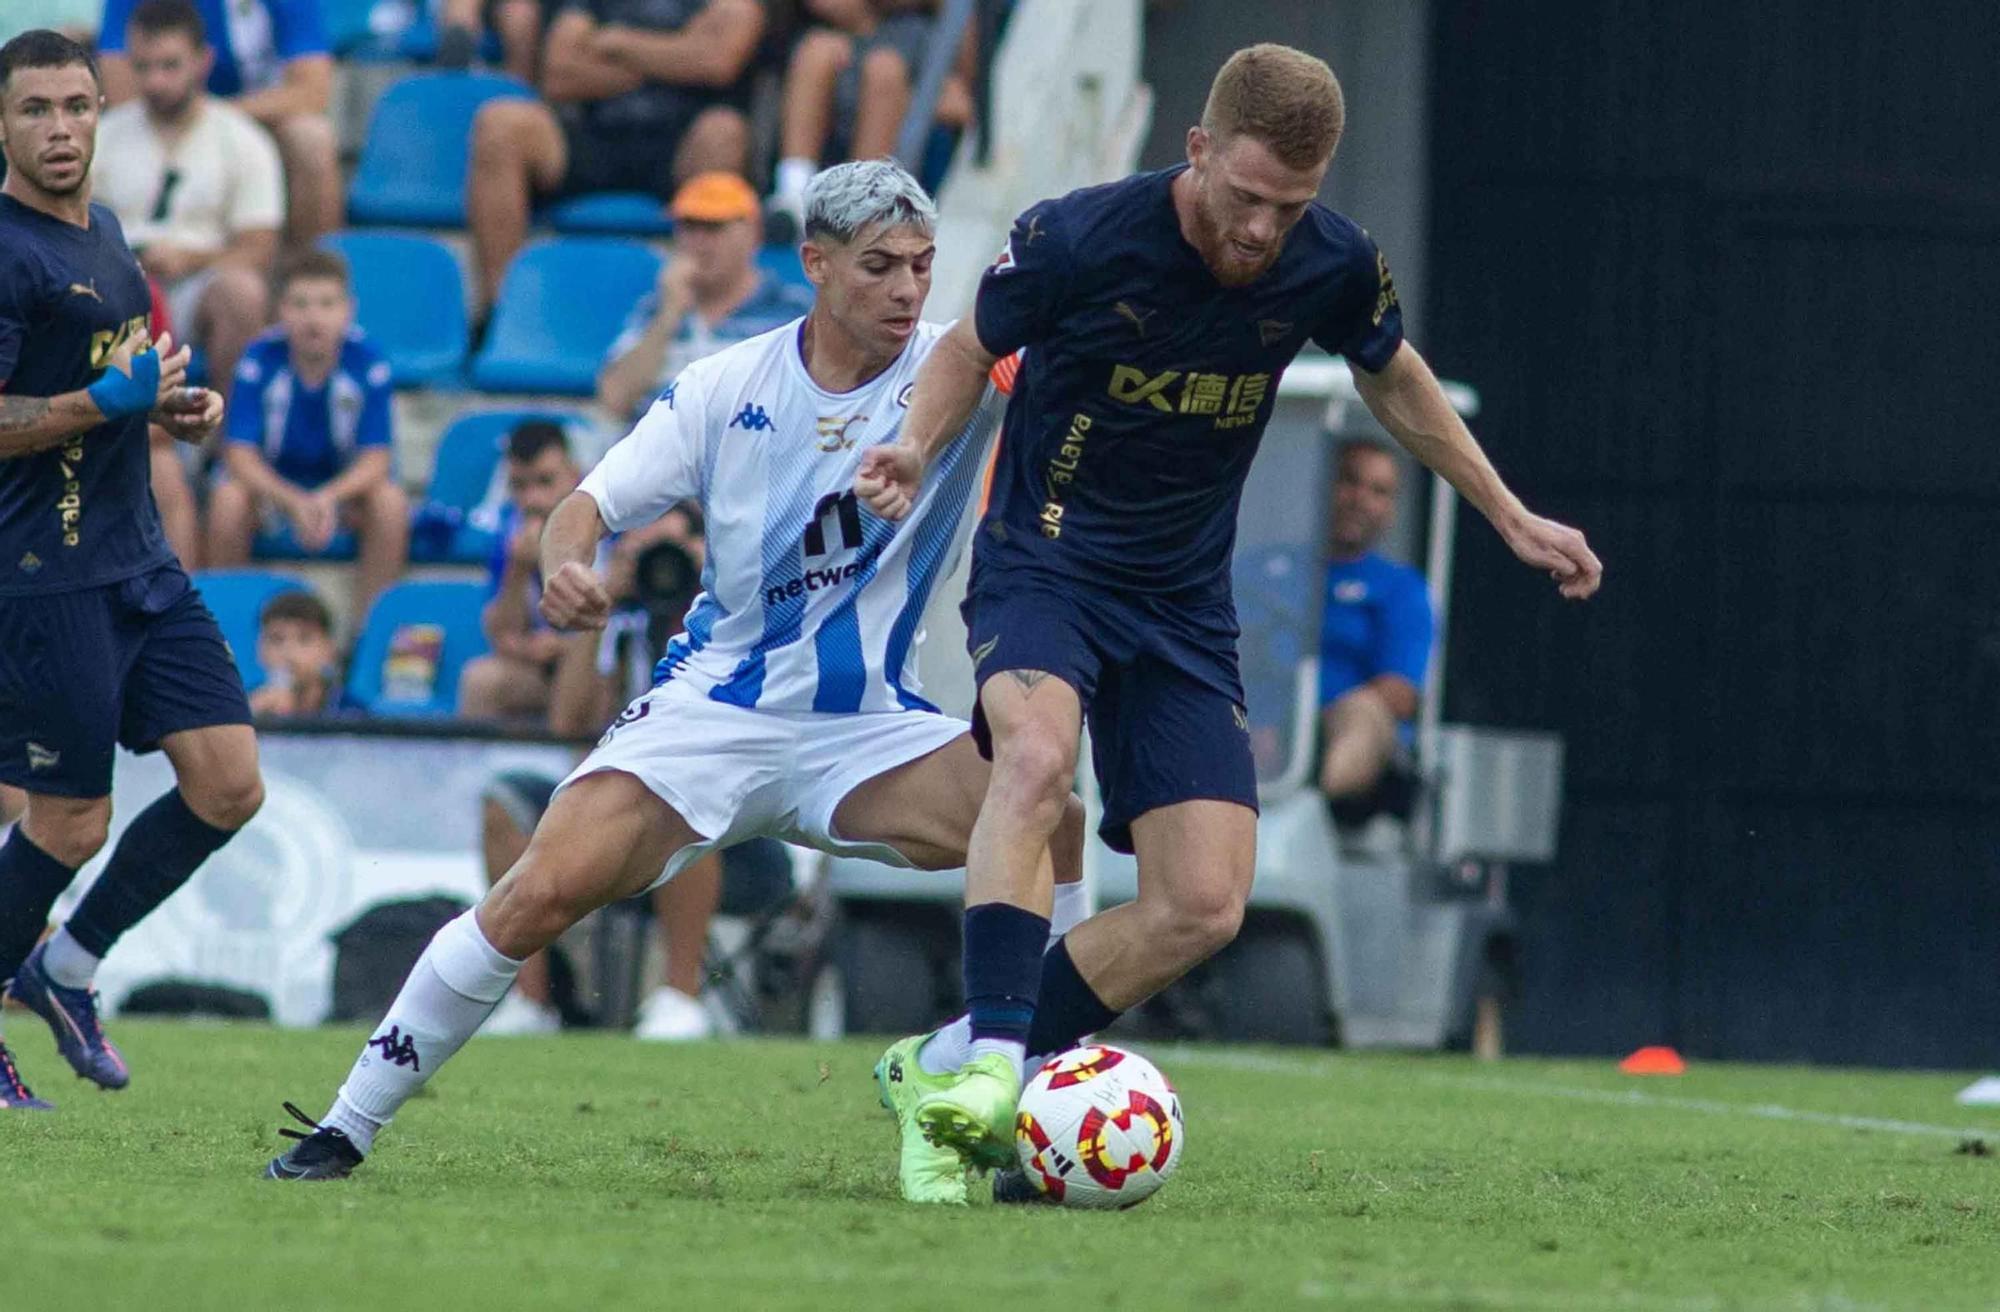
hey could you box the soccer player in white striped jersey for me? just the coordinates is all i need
[266,161,1084,1204]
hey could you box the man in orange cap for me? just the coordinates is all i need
[595,172,813,422]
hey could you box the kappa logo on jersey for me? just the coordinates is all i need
[815,414,867,452]
[657,380,678,410]
[729,403,775,431]
[895,383,914,408]
[366,1025,421,1071]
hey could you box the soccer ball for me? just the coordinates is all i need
[1014,1044,1184,1209]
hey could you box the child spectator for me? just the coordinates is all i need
[248,589,344,717]
[206,250,411,615]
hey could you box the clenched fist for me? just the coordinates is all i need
[540,560,612,631]
[854,442,924,521]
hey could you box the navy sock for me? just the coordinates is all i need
[65,790,236,959]
[0,828,78,988]
[962,901,1050,1045]
[1026,938,1121,1055]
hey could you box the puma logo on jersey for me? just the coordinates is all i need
[68,281,103,302]
[26,742,59,772]
[1113,301,1155,337]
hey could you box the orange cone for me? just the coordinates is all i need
[1619,1046,1686,1076]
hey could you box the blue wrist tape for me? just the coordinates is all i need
[85,348,161,419]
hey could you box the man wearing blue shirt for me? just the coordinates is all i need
[98,0,339,244]
[206,249,409,612]
[1317,437,1433,805]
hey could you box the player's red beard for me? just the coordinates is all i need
[1187,186,1282,288]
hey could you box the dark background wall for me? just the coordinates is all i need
[1426,1,2000,1065]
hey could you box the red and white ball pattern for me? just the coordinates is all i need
[1014,1045,1184,1209]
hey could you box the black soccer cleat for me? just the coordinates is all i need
[992,1167,1056,1206]
[265,1101,364,1181]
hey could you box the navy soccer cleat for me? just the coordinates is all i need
[7,943,129,1090]
[0,1041,53,1110]
[991,1167,1055,1206]
[265,1102,365,1181]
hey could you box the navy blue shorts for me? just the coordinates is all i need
[962,569,1258,854]
[0,564,252,798]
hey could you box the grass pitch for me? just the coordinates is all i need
[5,1020,2000,1311]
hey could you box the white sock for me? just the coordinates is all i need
[968,1037,1026,1083]
[775,156,815,206]
[917,1015,973,1075]
[320,910,522,1155]
[1048,882,1088,946]
[41,926,100,989]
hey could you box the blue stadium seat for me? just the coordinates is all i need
[347,73,532,227]
[544,192,675,237]
[347,580,491,716]
[757,243,810,293]
[470,238,660,394]
[411,407,588,564]
[323,0,378,54]
[193,569,309,693]
[321,232,469,386]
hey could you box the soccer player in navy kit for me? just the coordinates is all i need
[857,43,1603,1182]
[0,31,263,1110]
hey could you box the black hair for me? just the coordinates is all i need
[0,29,100,97]
[129,0,208,46]
[259,589,334,635]
[507,420,571,464]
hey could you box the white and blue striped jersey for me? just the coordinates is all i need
[578,319,1003,714]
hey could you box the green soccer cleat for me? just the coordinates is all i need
[913,1052,1020,1173]
[874,1033,969,1205]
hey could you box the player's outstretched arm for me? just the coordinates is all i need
[0,331,190,459]
[855,317,996,521]
[539,491,615,632]
[1353,343,1602,600]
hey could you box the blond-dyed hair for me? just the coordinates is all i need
[1200,43,1345,170]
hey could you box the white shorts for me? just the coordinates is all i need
[558,678,970,889]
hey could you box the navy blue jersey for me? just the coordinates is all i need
[0,197,170,597]
[973,166,1404,598]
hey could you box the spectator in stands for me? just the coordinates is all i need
[436,0,545,83]
[1317,438,1435,812]
[456,421,583,722]
[479,505,725,1040]
[595,173,814,422]
[771,0,973,221]
[248,588,345,717]
[99,0,340,245]
[93,0,281,404]
[207,250,410,614]
[466,0,765,313]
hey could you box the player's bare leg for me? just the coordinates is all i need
[10,725,262,1094]
[267,770,702,1179]
[201,477,257,567]
[895,675,1082,1176]
[833,731,1084,1203]
[1061,799,1254,1008]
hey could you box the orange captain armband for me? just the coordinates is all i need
[988,350,1023,396]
